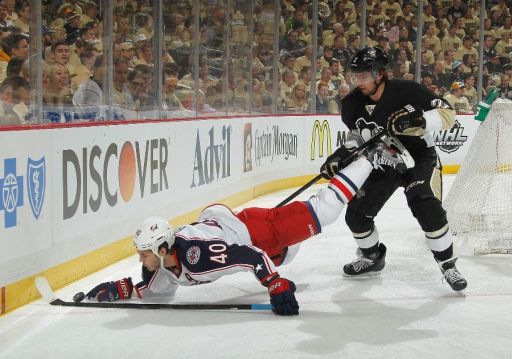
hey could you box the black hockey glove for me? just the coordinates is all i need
[268,277,299,316]
[387,104,426,136]
[320,146,353,179]
[86,277,134,302]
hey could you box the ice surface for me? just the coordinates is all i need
[1,176,511,359]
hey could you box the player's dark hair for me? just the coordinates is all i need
[158,241,173,255]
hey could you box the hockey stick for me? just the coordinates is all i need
[474,248,512,255]
[275,174,323,208]
[275,130,387,208]
[35,277,272,311]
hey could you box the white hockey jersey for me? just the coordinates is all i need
[136,205,278,299]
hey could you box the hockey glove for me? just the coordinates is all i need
[320,146,353,179]
[86,277,134,302]
[387,104,426,136]
[268,277,299,316]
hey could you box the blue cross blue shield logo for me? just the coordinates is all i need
[27,157,46,220]
[0,158,24,228]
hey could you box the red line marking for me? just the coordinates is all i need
[0,113,331,132]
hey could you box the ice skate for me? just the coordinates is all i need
[438,256,467,293]
[342,243,387,277]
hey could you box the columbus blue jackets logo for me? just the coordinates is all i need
[27,157,46,220]
[0,158,24,228]
[355,118,384,141]
[186,246,201,265]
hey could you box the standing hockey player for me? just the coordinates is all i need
[322,47,467,292]
[85,140,408,316]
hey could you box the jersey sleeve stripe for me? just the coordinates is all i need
[190,263,255,275]
[147,268,160,289]
[175,234,225,242]
[248,244,276,273]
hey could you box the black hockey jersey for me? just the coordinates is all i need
[341,79,453,158]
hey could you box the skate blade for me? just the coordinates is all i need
[342,271,382,278]
[454,290,466,297]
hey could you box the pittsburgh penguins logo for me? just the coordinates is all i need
[355,118,384,141]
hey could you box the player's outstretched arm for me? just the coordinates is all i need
[266,275,299,316]
[198,240,299,315]
[86,277,138,302]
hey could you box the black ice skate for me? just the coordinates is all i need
[364,136,415,174]
[342,243,387,277]
[438,257,467,292]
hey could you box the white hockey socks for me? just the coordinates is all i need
[425,224,453,252]
[308,158,373,228]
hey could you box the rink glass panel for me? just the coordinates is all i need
[3,0,501,125]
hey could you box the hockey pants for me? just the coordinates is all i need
[345,149,453,253]
[237,158,373,265]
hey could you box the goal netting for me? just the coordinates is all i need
[444,99,512,255]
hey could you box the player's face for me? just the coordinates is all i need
[352,71,380,95]
[138,250,160,271]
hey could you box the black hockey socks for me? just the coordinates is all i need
[432,244,453,262]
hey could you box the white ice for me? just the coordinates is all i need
[1,176,511,359]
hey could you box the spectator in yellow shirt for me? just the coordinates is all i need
[442,25,463,53]
[455,36,478,62]
[444,81,471,114]
[423,24,441,57]
[495,31,512,58]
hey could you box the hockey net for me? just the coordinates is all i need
[444,99,512,255]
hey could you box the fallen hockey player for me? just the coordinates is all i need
[85,136,409,316]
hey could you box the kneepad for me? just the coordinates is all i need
[345,206,375,234]
[407,194,448,232]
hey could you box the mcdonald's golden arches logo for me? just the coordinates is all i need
[310,120,332,160]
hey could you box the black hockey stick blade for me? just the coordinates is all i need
[275,130,387,208]
[35,277,272,311]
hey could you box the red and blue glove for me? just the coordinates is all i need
[86,277,134,302]
[268,277,299,316]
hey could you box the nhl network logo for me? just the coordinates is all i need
[434,120,468,153]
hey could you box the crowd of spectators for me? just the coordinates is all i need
[1,0,512,125]
[275,0,512,115]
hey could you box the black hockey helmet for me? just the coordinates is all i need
[349,47,388,73]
